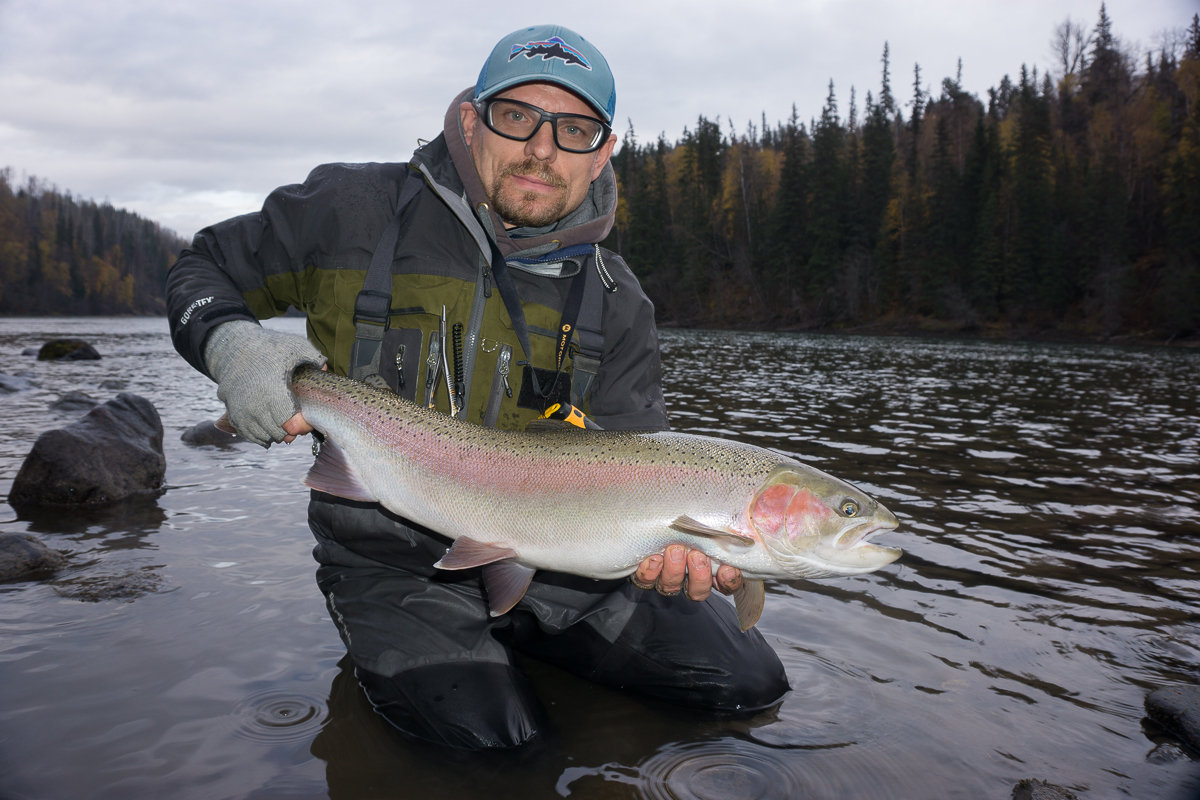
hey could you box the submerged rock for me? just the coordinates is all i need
[10,393,165,507]
[99,379,128,390]
[37,339,101,361]
[51,391,100,412]
[181,419,246,446]
[0,533,66,581]
[55,569,162,602]
[1146,685,1200,752]
[0,372,34,393]
[1011,779,1078,800]
[21,347,38,356]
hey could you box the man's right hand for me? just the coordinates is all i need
[203,320,327,448]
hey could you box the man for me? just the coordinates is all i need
[167,25,788,750]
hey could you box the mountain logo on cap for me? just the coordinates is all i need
[508,36,592,70]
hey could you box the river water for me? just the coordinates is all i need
[0,317,1197,800]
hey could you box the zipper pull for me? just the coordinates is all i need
[396,344,406,391]
[483,265,493,298]
[499,348,513,398]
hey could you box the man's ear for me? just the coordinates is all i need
[460,101,479,148]
[590,132,618,183]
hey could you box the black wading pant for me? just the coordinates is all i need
[310,493,790,750]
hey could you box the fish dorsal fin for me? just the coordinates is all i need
[215,412,236,435]
[733,579,765,631]
[483,562,537,616]
[671,515,755,545]
[303,439,376,503]
[434,537,518,570]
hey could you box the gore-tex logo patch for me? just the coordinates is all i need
[509,36,591,70]
[179,296,214,325]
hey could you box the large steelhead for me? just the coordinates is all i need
[289,365,901,630]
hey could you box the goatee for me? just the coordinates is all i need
[491,159,569,228]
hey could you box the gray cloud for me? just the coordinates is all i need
[1,0,1193,237]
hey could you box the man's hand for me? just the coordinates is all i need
[631,545,743,601]
[281,412,313,443]
[203,320,326,448]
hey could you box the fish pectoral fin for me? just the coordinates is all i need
[302,439,376,503]
[434,537,518,570]
[733,579,765,631]
[482,562,537,616]
[670,515,756,545]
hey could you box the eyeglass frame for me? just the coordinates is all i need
[472,97,613,154]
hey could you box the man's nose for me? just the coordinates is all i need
[524,121,558,162]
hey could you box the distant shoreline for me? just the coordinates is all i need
[5,312,1196,351]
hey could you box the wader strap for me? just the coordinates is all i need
[555,264,588,372]
[350,174,424,382]
[571,252,607,407]
[486,238,545,397]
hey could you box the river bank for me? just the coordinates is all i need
[657,313,1200,350]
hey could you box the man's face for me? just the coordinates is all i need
[460,82,617,229]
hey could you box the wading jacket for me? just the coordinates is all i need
[166,90,669,573]
[167,89,667,433]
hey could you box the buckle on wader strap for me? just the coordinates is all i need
[349,173,425,383]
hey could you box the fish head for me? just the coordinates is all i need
[747,463,901,579]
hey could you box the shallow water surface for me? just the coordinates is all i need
[1,318,1197,799]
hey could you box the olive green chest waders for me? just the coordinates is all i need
[312,174,789,750]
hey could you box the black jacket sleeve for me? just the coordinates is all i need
[165,162,406,376]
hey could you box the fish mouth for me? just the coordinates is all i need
[834,521,897,552]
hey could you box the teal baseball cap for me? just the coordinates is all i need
[475,25,616,123]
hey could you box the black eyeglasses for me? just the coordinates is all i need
[474,98,612,154]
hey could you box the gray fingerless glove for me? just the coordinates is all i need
[203,320,327,447]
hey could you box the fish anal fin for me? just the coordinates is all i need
[671,515,755,545]
[733,579,765,631]
[435,537,518,570]
[302,439,376,503]
[483,562,536,616]
[215,412,236,435]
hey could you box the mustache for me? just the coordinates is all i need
[500,159,568,189]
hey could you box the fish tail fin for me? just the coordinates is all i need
[733,579,765,631]
[302,438,376,503]
[215,412,237,435]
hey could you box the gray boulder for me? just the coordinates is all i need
[1146,685,1200,752]
[181,419,246,446]
[0,533,66,581]
[10,393,165,507]
[37,339,101,361]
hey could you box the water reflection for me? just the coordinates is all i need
[0,320,1197,799]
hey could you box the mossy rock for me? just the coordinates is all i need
[37,339,101,361]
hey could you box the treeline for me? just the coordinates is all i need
[605,7,1200,340]
[0,168,188,315]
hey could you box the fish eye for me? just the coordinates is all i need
[839,500,860,517]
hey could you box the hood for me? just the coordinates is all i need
[417,87,616,260]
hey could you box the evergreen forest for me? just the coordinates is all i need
[602,7,1200,341]
[0,168,188,315]
[2,6,1198,344]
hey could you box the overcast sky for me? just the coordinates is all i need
[1,0,1194,238]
